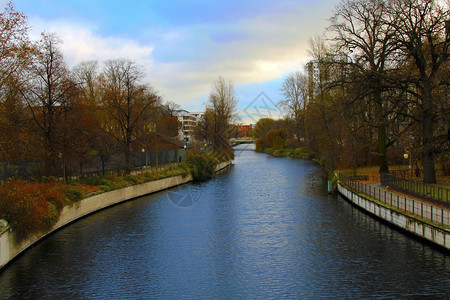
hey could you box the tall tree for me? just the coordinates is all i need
[305,36,342,170]
[388,0,449,183]
[0,2,34,102]
[207,76,237,152]
[100,58,159,170]
[22,33,78,175]
[0,2,35,162]
[194,107,214,148]
[329,0,398,173]
[279,72,308,144]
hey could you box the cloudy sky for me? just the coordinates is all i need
[5,0,340,122]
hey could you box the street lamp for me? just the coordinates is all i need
[141,148,147,167]
[404,149,412,178]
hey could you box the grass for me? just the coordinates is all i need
[336,165,450,206]
[336,165,450,188]
[76,164,190,193]
[265,147,316,160]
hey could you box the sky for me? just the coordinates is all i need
[4,0,340,123]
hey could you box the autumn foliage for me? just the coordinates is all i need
[0,180,65,241]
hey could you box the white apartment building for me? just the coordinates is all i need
[176,110,205,144]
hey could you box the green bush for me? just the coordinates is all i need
[63,186,83,204]
[185,154,217,181]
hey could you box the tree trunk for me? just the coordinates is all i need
[377,124,389,173]
[375,96,389,174]
[101,156,105,176]
[421,82,436,183]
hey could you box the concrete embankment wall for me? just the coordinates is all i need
[0,161,232,270]
[338,183,449,251]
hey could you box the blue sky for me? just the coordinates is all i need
[5,0,340,123]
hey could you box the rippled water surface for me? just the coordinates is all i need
[0,145,449,299]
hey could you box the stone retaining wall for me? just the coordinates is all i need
[338,183,449,250]
[0,161,232,270]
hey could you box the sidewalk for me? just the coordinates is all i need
[340,176,450,227]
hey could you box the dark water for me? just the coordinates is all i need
[0,145,449,299]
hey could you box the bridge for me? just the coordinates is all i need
[229,139,255,146]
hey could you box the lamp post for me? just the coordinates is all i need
[403,149,412,178]
[141,148,147,167]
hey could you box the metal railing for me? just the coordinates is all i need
[381,172,449,205]
[339,173,450,227]
[0,149,186,181]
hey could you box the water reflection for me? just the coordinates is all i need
[0,145,448,299]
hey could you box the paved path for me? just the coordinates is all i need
[346,181,449,227]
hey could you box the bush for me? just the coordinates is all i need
[255,137,267,152]
[63,186,83,204]
[185,154,217,181]
[0,180,65,241]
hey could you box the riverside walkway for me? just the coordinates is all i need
[338,173,450,228]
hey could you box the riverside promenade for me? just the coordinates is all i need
[337,173,450,251]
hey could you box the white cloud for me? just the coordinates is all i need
[24,1,337,111]
[29,19,154,68]
[148,2,332,106]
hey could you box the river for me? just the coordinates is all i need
[0,144,448,299]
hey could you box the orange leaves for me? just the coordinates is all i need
[0,180,66,241]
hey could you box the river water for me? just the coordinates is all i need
[0,144,449,299]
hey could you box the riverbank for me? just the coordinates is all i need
[0,161,232,270]
[260,148,450,250]
[337,179,450,251]
[260,147,316,160]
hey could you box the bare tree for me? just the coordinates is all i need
[22,33,78,175]
[388,0,449,183]
[279,71,308,144]
[328,0,399,173]
[162,100,180,117]
[72,60,99,104]
[207,76,238,152]
[100,58,159,170]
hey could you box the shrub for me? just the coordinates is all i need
[185,154,217,181]
[41,182,66,212]
[0,180,65,241]
[265,128,288,150]
[255,137,267,152]
[63,186,83,204]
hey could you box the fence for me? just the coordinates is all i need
[339,173,450,227]
[381,172,449,205]
[0,149,186,181]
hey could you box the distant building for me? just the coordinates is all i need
[305,54,348,102]
[236,124,253,138]
[176,110,204,144]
